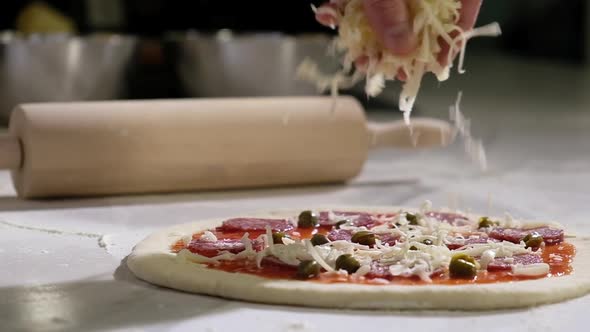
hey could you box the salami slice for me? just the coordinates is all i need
[488,227,564,245]
[366,262,391,279]
[378,234,400,246]
[327,229,353,241]
[319,211,375,227]
[487,254,543,272]
[261,256,298,268]
[188,238,263,257]
[352,214,378,228]
[217,218,293,232]
[426,212,469,225]
[446,236,499,250]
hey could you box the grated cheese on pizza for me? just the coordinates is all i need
[175,203,569,283]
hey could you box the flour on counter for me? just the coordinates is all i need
[285,321,315,331]
[98,234,117,255]
[0,220,102,238]
[0,219,117,254]
[98,234,112,249]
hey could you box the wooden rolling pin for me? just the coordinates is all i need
[0,96,454,198]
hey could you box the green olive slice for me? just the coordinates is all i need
[351,231,376,246]
[271,232,288,244]
[335,254,361,274]
[449,253,477,279]
[478,217,498,229]
[298,210,319,228]
[405,213,418,225]
[335,220,349,229]
[523,232,544,249]
[296,260,321,279]
[311,233,329,246]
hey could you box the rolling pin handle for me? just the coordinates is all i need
[0,134,22,169]
[367,118,457,150]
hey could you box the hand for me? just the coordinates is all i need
[315,0,482,66]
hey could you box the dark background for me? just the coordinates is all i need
[0,0,587,119]
[1,0,587,64]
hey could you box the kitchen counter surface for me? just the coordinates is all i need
[1,55,590,331]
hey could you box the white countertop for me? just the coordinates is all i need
[1,55,590,332]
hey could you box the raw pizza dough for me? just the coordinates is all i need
[127,206,590,310]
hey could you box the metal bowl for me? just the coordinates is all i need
[0,32,136,123]
[175,31,340,97]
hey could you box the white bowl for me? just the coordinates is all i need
[175,31,340,97]
[0,32,136,122]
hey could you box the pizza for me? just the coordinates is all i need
[127,203,590,310]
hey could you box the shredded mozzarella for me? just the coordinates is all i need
[305,240,335,272]
[449,91,487,171]
[512,263,550,277]
[177,249,235,264]
[181,235,193,245]
[479,250,496,270]
[455,241,531,258]
[354,264,372,277]
[264,225,273,250]
[501,213,521,228]
[199,231,218,242]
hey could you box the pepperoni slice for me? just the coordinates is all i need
[446,236,499,250]
[487,254,543,272]
[319,211,378,228]
[327,229,352,241]
[187,239,244,257]
[318,211,333,225]
[188,238,263,257]
[378,234,399,246]
[366,262,391,279]
[488,227,564,245]
[426,212,469,225]
[348,214,376,228]
[217,218,293,232]
[261,256,298,268]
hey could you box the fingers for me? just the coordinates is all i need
[314,3,340,28]
[437,34,456,67]
[362,0,418,55]
[457,0,483,30]
[396,68,407,81]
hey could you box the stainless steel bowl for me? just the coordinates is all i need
[0,32,136,122]
[175,31,340,97]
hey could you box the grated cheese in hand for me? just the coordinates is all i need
[298,0,501,123]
